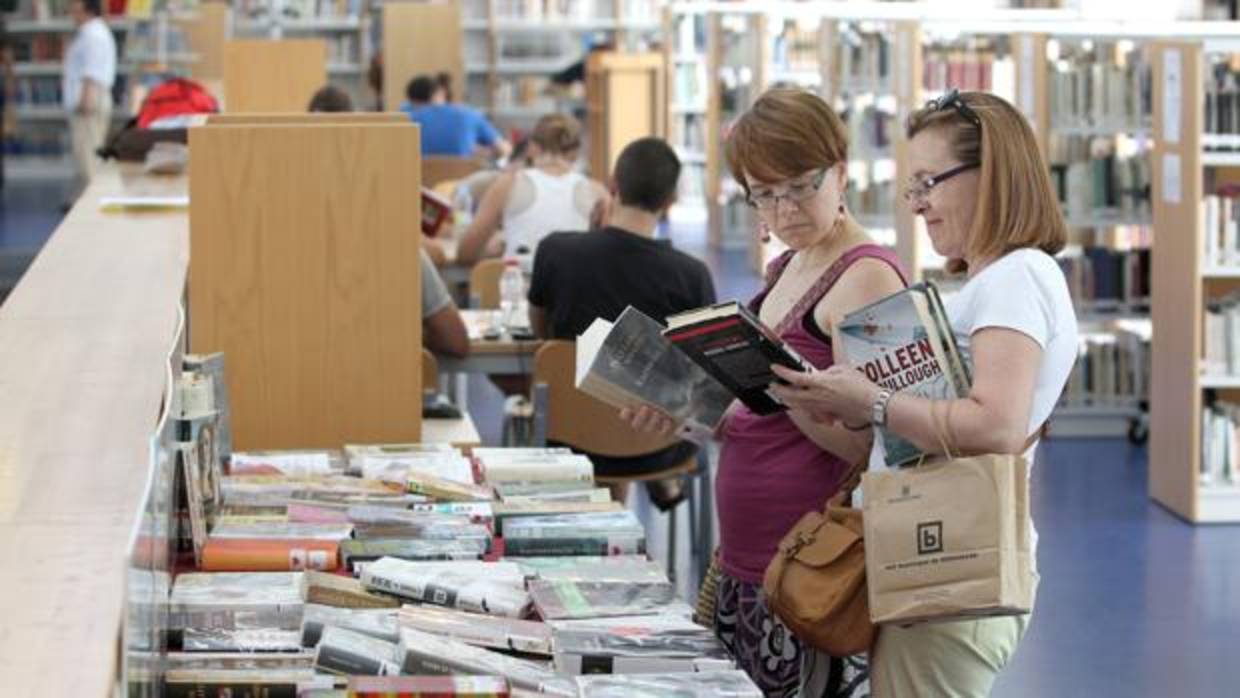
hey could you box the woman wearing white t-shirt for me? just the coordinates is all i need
[770,90,1078,697]
[456,113,605,268]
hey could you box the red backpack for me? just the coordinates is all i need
[136,78,219,128]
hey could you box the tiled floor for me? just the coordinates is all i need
[7,181,1238,697]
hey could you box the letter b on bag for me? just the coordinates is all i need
[917,521,943,555]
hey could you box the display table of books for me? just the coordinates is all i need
[155,440,758,697]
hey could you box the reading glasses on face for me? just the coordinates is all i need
[902,162,979,203]
[747,168,829,211]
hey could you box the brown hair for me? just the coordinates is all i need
[307,85,353,113]
[725,88,848,193]
[530,113,582,156]
[907,91,1066,273]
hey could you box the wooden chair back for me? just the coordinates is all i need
[424,157,483,187]
[469,258,505,309]
[532,340,679,459]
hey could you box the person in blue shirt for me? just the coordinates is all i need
[401,75,511,159]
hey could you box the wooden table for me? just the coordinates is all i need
[436,309,543,410]
[422,414,483,453]
[0,164,189,695]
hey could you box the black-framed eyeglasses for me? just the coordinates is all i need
[902,162,980,203]
[746,167,830,211]
[925,88,982,129]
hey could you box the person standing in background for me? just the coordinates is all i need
[64,0,116,198]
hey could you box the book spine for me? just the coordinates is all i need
[501,537,646,557]
[164,683,300,698]
[314,641,401,677]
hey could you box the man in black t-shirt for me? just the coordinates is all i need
[528,138,716,506]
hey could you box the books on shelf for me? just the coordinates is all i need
[1060,323,1150,410]
[1200,190,1240,267]
[1049,42,1152,133]
[837,282,971,467]
[829,24,891,94]
[1201,402,1240,487]
[923,44,1011,95]
[1203,293,1240,377]
[1205,60,1240,139]
[1048,136,1151,226]
[576,306,734,439]
[1059,247,1151,311]
[347,676,513,698]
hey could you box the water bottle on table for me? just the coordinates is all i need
[499,258,527,334]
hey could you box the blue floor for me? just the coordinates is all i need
[6,181,1238,696]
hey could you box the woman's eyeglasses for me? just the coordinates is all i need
[902,162,979,203]
[746,168,829,211]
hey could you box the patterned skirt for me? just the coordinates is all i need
[714,570,869,698]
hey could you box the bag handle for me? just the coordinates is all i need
[922,399,1046,465]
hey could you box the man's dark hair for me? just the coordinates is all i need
[613,138,681,213]
[79,0,103,15]
[307,85,353,113]
[405,76,436,104]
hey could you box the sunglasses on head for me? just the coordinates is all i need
[925,88,981,129]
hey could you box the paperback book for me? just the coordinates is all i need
[398,605,554,656]
[509,556,668,584]
[181,627,304,653]
[573,670,763,697]
[348,676,512,698]
[360,557,531,618]
[576,306,734,437]
[502,511,644,539]
[301,570,401,609]
[397,627,563,693]
[164,669,325,698]
[169,572,304,631]
[313,626,402,676]
[529,580,678,621]
[300,604,400,647]
[663,301,812,416]
[476,453,595,485]
[200,537,339,572]
[837,281,971,466]
[341,538,488,570]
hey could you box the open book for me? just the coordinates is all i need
[837,281,971,467]
[575,307,735,439]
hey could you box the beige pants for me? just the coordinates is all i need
[870,614,1030,698]
[69,99,112,193]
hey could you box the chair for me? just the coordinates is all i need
[423,157,483,188]
[530,340,711,584]
[468,258,506,309]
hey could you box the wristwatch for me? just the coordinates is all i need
[871,388,894,428]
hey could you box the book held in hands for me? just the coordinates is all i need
[837,281,971,467]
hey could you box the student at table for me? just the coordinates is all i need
[402,74,511,159]
[527,137,715,506]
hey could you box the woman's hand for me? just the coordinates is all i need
[619,404,681,439]
[769,364,881,428]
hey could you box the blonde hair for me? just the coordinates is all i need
[906,91,1066,274]
[530,113,582,156]
[725,88,848,193]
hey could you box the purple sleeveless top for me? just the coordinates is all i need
[716,244,906,583]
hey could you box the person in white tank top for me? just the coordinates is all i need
[457,113,605,267]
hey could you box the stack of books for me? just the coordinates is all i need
[160,430,757,696]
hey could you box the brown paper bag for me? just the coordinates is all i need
[862,405,1037,625]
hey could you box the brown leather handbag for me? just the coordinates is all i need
[762,463,874,656]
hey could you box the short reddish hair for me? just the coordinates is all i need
[725,88,849,194]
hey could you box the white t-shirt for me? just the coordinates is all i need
[870,247,1079,470]
[63,17,117,112]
